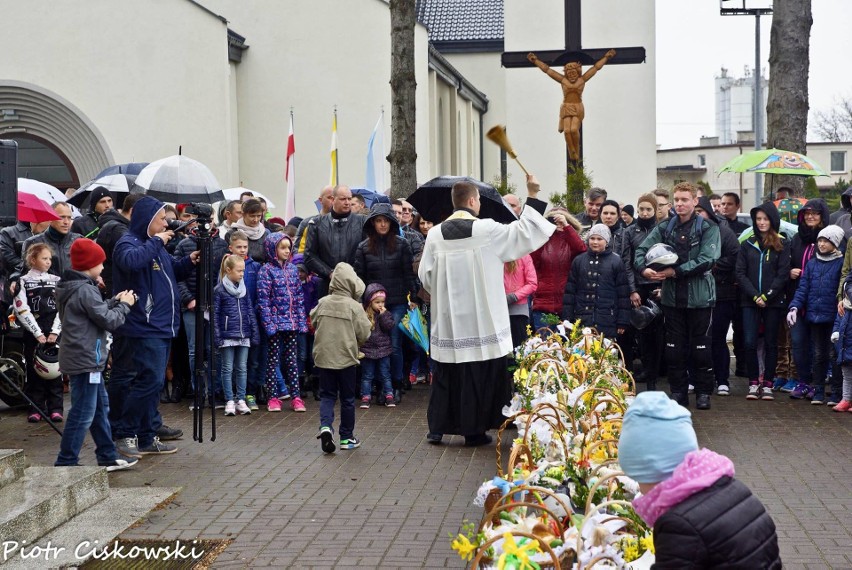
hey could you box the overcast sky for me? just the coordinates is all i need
[655,0,852,149]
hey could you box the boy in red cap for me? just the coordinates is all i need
[54,238,139,471]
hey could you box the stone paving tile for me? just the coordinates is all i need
[1,374,851,568]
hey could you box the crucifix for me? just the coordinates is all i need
[502,0,646,165]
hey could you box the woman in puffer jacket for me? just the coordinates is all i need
[503,254,537,350]
[735,201,790,401]
[353,203,416,403]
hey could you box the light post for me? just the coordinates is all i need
[721,1,773,208]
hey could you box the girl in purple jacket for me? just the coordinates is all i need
[359,283,395,409]
[257,233,307,413]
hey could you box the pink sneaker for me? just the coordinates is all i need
[291,397,306,412]
[267,397,282,412]
[833,400,851,412]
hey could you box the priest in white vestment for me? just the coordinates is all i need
[418,178,555,445]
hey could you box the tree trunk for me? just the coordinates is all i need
[388,0,417,199]
[765,0,812,196]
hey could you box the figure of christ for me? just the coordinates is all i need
[527,49,616,162]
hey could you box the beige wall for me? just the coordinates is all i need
[0,0,235,187]
[502,0,656,208]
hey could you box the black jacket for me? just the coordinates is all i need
[695,197,741,304]
[95,209,130,297]
[71,212,101,239]
[652,476,781,569]
[609,225,636,293]
[0,222,32,278]
[304,210,367,296]
[562,249,630,338]
[626,216,656,287]
[788,198,830,301]
[353,204,417,306]
[735,202,791,308]
[174,234,230,308]
[20,229,82,278]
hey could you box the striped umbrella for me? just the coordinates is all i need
[133,155,224,204]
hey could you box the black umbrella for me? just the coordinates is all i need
[94,162,149,178]
[408,176,517,224]
[132,155,224,203]
[67,174,137,209]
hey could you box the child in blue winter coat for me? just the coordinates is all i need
[214,253,260,416]
[831,279,852,413]
[787,225,845,405]
[228,230,264,411]
[257,233,307,413]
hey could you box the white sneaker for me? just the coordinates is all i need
[716,385,730,396]
[688,384,695,394]
[224,401,236,416]
[746,384,760,400]
[235,400,251,415]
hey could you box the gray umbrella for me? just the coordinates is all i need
[132,155,224,203]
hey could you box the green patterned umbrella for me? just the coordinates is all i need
[719,148,829,177]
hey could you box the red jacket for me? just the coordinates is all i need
[530,227,586,314]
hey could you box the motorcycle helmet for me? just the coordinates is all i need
[630,298,662,330]
[644,243,678,271]
[33,343,61,380]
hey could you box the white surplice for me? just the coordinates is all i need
[418,204,555,364]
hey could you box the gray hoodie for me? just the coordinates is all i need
[56,270,131,375]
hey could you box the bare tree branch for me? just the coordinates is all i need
[812,96,852,142]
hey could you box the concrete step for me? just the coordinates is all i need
[0,449,26,491]
[0,465,108,561]
[1,486,179,569]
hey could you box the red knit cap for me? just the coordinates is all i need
[70,238,106,271]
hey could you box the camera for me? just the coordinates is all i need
[185,202,214,223]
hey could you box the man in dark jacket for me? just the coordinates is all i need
[111,196,198,457]
[575,187,606,234]
[719,192,750,236]
[20,202,81,277]
[96,193,143,298]
[294,185,334,254]
[0,221,34,278]
[304,185,367,298]
[70,186,113,239]
[635,182,721,410]
[696,197,740,396]
[829,186,852,224]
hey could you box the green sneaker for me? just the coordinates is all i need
[246,395,259,411]
[317,426,336,453]
[339,437,361,450]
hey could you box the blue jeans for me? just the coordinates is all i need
[56,373,117,466]
[318,366,356,440]
[742,306,784,383]
[123,337,170,448]
[387,304,407,387]
[297,332,314,378]
[220,345,249,402]
[791,317,813,384]
[711,300,736,387]
[361,356,392,398]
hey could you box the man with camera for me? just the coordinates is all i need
[111,196,199,457]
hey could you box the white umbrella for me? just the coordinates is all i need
[67,174,136,208]
[133,155,224,203]
[17,178,81,219]
[222,187,277,208]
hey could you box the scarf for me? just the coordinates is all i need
[636,216,656,230]
[222,276,246,298]
[632,448,735,528]
[815,249,843,262]
[233,219,266,241]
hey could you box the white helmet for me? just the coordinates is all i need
[645,243,679,271]
[33,344,61,380]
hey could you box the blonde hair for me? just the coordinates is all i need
[504,260,517,274]
[26,243,54,268]
[219,253,245,280]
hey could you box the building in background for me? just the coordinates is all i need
[715,66,768,146]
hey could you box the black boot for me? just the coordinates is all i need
[393,388,402,405]
[160,382,171,404]
[310,374,320,401]
[169,378,184,403]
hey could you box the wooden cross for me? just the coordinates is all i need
[502,0,646,163]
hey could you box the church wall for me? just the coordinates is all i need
[0,0,235,188]
[504,0,656,209]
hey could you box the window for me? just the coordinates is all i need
[830,151,847,173]
[697,154,706,167]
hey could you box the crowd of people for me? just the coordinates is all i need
[2,177,851,467]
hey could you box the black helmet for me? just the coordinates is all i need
[644,243,678,271]
[630,298,662,330]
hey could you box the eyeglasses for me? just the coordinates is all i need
[803,211,820,217]
[401,207,412,212]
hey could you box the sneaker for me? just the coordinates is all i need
[804,386,816,400]
[27,413,40,423]
[833,400,852,412]
[99,458,138,472]
[339,437,361,450]
[267,397,282,412]
[235,400,251,415]
[688,384,695,394]
[811,387,825,405]
[224,401,236,416]
[291,397,306,412]
[772,377,787,391]
[317,426,336,453]
[716,385,730,396]
[138,437,178,455]
[360,397,371,409]
[156,425,183,440]
[746,384,760,400]
[50,412,63,422]
[790,383,812,399]
[115,437,143,459]
[385,394,396,408]
[761,387,775,400]
[695,394,711,410]
[246,395,259,411]
[409,372,418,385]
[780,379,799,392]
[280,393,291,401]
[826,397,840,407]
[214,399,226,410]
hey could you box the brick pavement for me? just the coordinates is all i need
[1,376,850,569]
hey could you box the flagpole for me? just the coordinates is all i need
[287,107,296,219]
[333,106,339,186]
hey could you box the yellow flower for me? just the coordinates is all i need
[640,533,655,554]
[451,534,476,561]
[497,532,542,570]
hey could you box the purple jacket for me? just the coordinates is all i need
[302,275,320,318]
[257,233,307,336]
[361,282,394,359]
